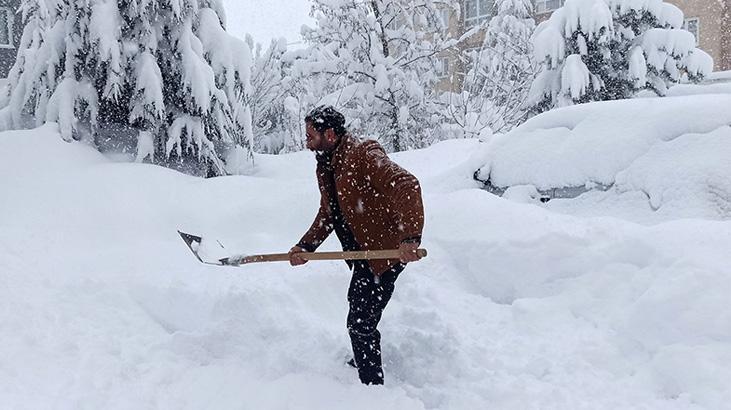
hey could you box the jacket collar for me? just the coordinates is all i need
[317,134,354,170]
[331,134,353,169]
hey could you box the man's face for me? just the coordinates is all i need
[305,122,337,151]
[305,122,324,151]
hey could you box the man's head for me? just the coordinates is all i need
[304,105,347,152]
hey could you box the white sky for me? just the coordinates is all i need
[221,0,315,46]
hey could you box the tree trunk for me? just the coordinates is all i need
[371,1,402,151]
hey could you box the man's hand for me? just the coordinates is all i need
[398,240,422,263]
[288,245,308,266]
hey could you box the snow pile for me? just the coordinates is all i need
[2,125,731,408]
[645,81,731,98]
[706,70,731,83]
[475,94,731,217]
[615,126,731,217]
[635,70,731,98]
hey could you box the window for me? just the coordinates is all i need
[464,0,494,28]
[436,57,450,79]
[683,17,700,46]
[440,9,451,27]
[535,0,565,14]
[0,7,13,48]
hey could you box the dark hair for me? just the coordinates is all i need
[305,105,347,137]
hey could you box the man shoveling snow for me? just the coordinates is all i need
[289,105,425,385]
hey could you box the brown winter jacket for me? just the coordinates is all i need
[297,135,424,276]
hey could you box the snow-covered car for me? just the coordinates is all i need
[473,94,731,216]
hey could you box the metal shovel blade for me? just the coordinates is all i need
[177,230,228,266]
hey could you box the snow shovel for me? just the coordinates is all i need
[178,230,427,266]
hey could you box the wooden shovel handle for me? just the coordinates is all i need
[233,249,427,265]
[301,249,427,261]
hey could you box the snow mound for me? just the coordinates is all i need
[474,94,731,217]
[616,126,731,218]
[651,82,731,97]
[2,126,731,409]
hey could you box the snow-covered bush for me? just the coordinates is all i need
[528,0,713,112]
[0,0,254,176]
[303,0,458,152]
[445,0,536,136]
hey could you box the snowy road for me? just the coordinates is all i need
[1,126,730,409]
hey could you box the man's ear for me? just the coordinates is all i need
[325,128,337,142]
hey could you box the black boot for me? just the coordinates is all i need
[349,329,385,385]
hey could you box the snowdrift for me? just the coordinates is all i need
[1,124,730,409]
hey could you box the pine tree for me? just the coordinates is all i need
[303,0,458,152]
[528,0,713,113]
[0,0,254,176]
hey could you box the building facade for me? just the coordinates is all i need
[0,0,22,78]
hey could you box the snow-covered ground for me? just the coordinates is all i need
[2,123,731,409]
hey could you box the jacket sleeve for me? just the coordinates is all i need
[363,141,425,243]
[296,172,334,252]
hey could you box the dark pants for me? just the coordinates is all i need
[347,261,404,385]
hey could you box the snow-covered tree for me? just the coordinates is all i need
[303,0,458,152]
[268,47,336,153]
[249,38,320,154]
[528,0,713,112]
[444,0,536,136]
[0,0,254,176]
[249,37,290,152]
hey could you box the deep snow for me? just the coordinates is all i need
[1,124,730,409]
